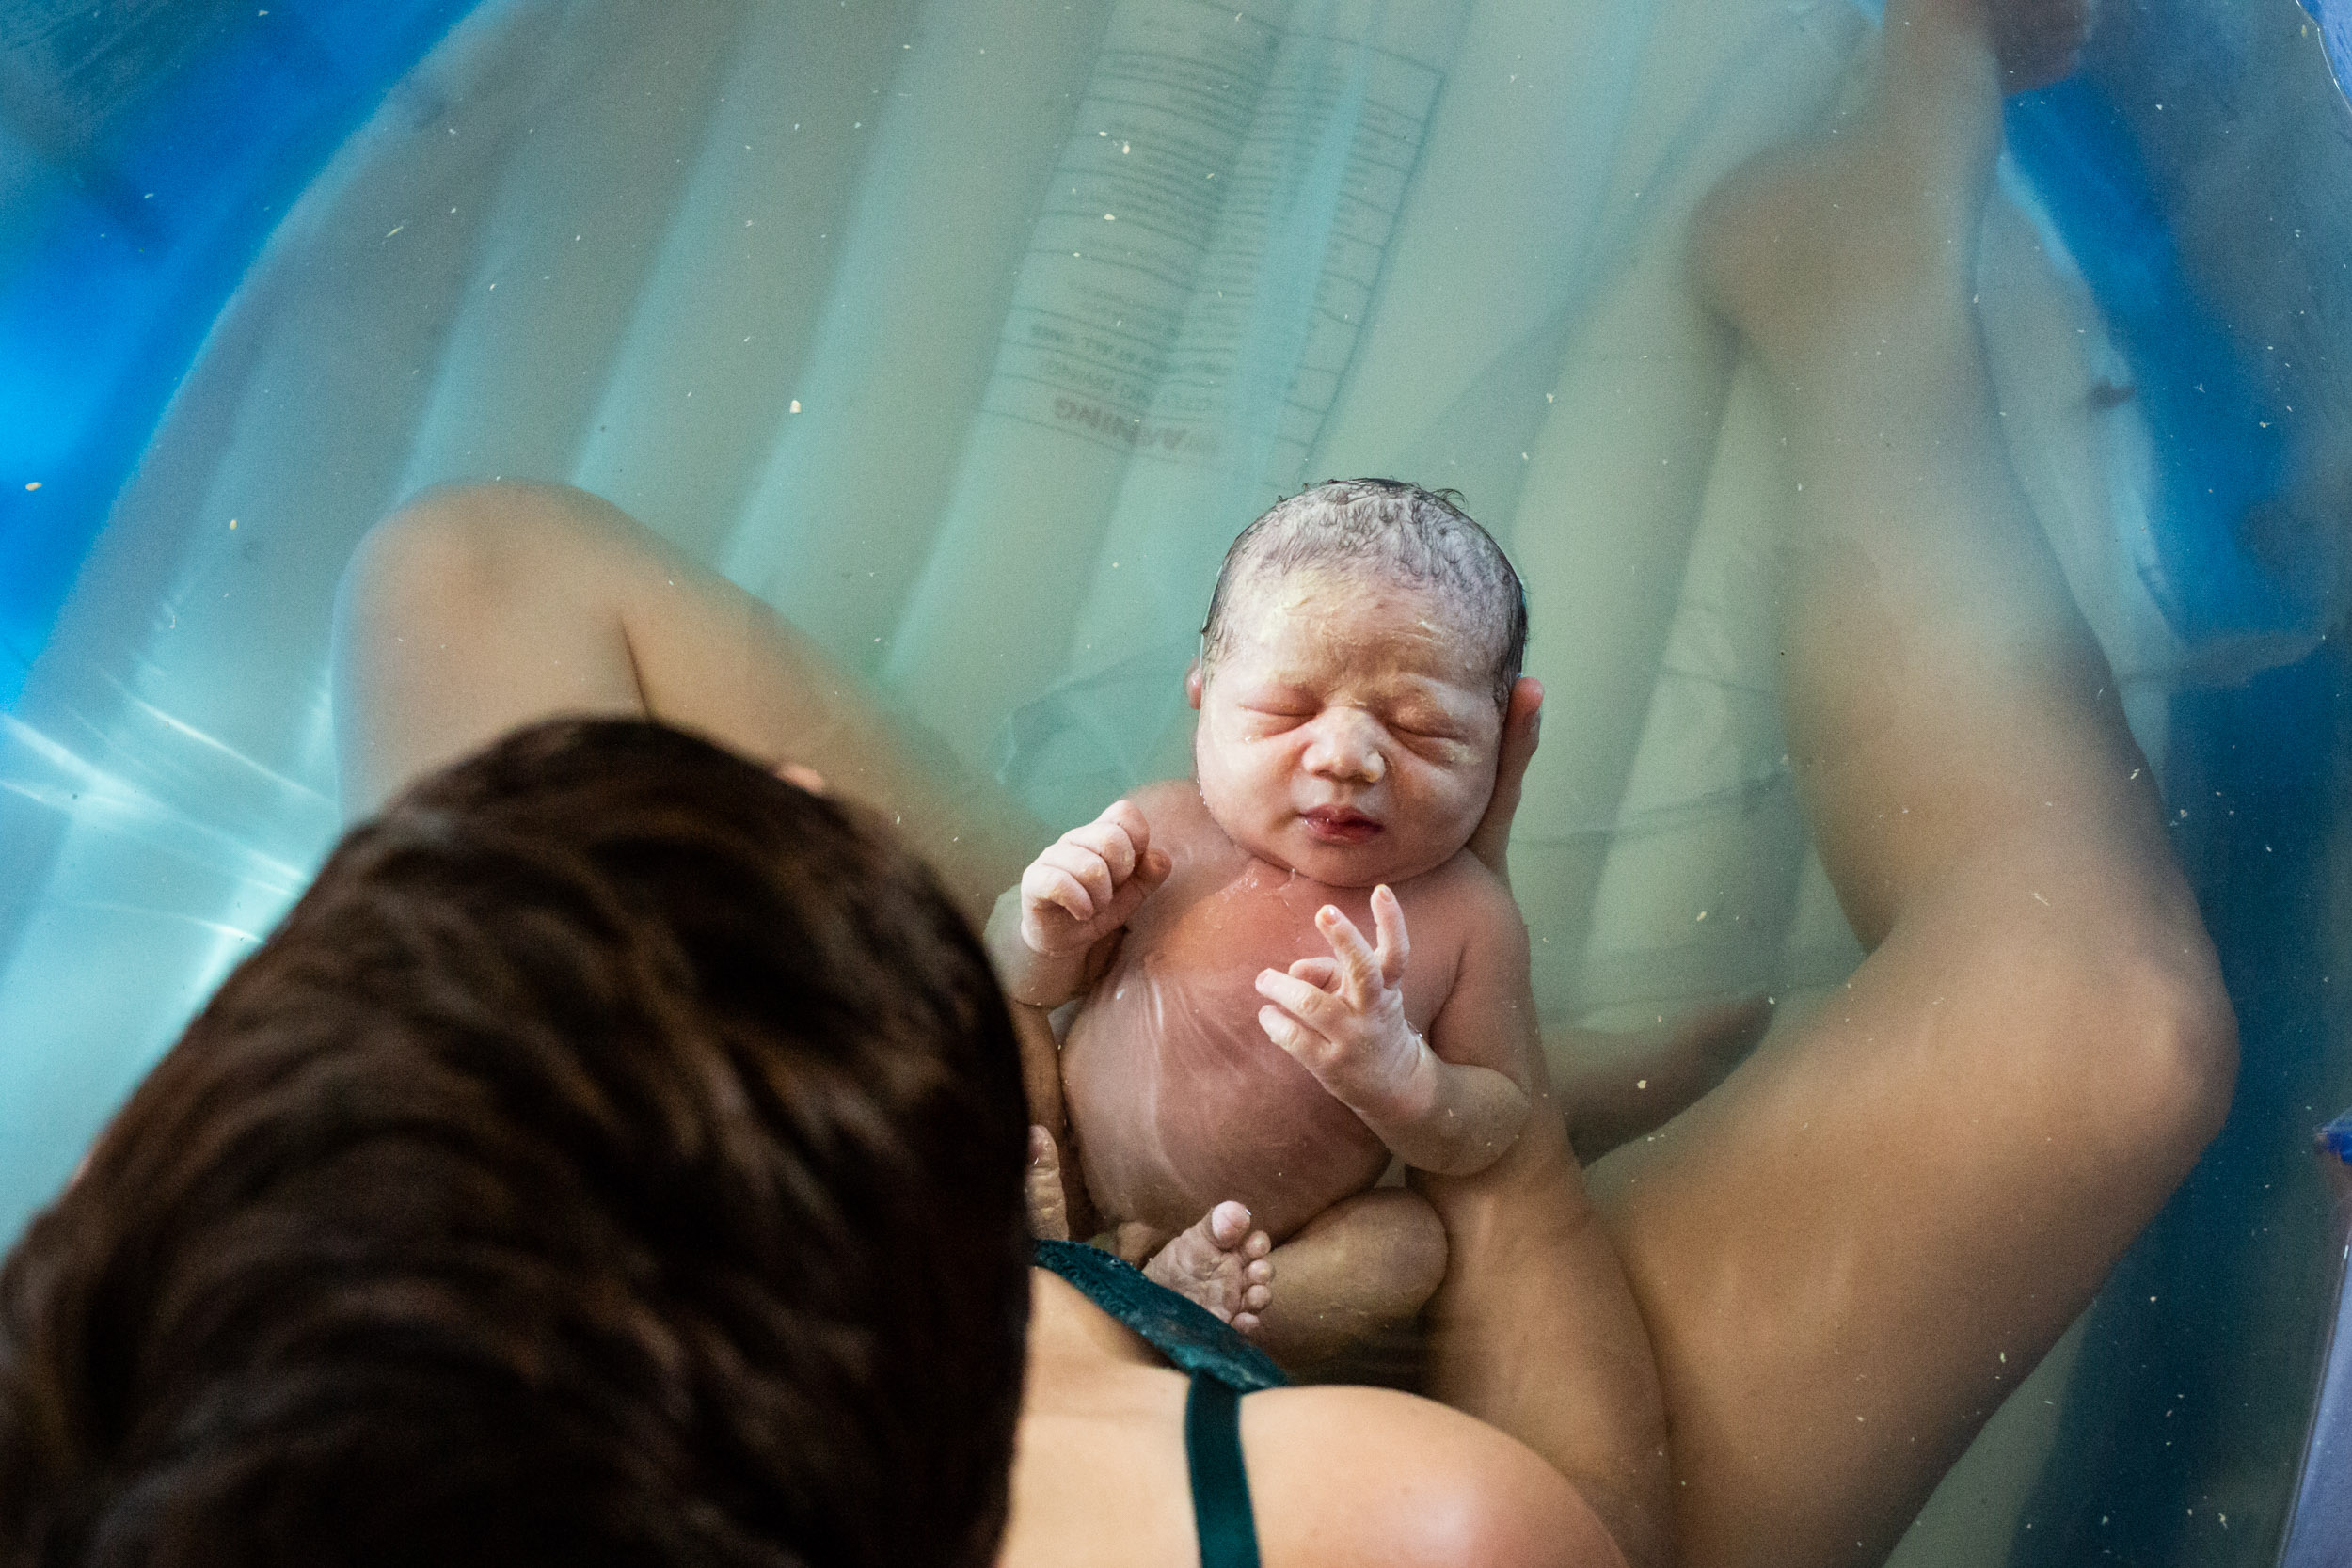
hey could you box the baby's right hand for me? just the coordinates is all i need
[1020,799,1173,957]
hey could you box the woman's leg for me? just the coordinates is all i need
[330,481,1041,926]
[1584,1,2234,1562]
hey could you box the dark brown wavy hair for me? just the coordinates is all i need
[0,719,1031,1568]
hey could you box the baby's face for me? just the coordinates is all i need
[1188,568,1503,888]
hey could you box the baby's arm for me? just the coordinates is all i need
[984,798,1172,1007]
[1254,885,1534,1177]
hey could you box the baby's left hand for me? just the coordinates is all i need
[1254,885,1431,1119]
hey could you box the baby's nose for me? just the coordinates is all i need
[1305,710,1385,783]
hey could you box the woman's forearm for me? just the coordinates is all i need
[1416,1077,1672,1568]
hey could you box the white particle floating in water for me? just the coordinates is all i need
[789,400,802,413]
[1635,1079,1647,1090]
[24,482,40,492]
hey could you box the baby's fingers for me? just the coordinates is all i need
[1369,884,1410,987]
[1256,965,1341,1032]
[1091,845,1172,932]
[1065,800,1149,885]
[1099,798,1153,861]
[1287,955,1340,989]
[1032,840,1118,914]
[1020,856,1100,928]
[1256,1003,1327,1066]
[1115,845,1173,914]
[1313,904,1382,1006]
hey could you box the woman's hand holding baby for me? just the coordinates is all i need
[988,800,1173,1007]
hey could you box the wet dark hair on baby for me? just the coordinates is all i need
[1200,478,1529,706]
[0,718,1030,1568]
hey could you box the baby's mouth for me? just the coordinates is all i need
[1301,806,1382,845]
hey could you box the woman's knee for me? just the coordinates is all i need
[2026,905,2240,1194]
[345,482,623,608]
[1366,1189,1450,1302]
[2109,942,2239,1175]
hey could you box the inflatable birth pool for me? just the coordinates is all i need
[2,1,2349,1560]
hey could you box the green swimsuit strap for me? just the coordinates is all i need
[1032,1240,1286,1568]
[1184,1373,1263,1568]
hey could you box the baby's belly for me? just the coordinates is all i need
[1062,951,1389,1244]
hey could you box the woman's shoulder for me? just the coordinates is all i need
[1242,1385,1626,1568]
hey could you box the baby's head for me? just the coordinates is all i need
[1185,479,1528,887]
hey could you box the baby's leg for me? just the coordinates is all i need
[1248,1189,1448,1372]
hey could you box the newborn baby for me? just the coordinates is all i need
[987,480,1541,1364]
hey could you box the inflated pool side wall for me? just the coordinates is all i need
[2278,1112,2352,1568]
[0,0,478,707]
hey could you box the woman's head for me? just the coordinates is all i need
[0,719,1031,1568]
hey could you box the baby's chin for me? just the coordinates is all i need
[1244,823,1468,888]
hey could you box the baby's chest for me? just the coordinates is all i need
[1125,867,1460,1030]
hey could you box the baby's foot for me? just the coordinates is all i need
[1144,1201,1275,1337]
[1025,1126,1071,1242]
[1690,0,2063,359]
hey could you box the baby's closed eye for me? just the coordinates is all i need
[1391,716,1461,740]
[1239,701,1316,733]
[1389,716,1473,753]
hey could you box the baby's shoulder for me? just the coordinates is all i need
[1126,777,1208,823]
[1122,778,1222,852]
[1412,849,1519,926]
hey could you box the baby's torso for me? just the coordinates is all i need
[1061,785,1475,1246]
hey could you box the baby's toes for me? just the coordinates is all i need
[1144,1202,1268,1323]
[1205,1200,1254,1251]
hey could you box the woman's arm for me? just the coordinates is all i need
[1415,689,1675,1568]
[331,480,1041,924]
[1414,989,1672,1568]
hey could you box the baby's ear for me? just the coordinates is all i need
[1184,661,1205,710]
